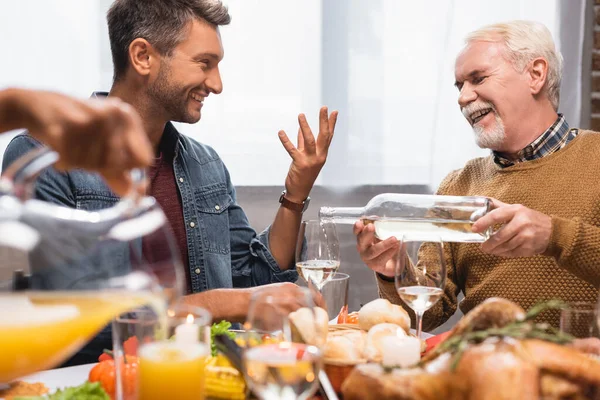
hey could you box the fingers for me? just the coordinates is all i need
[278,130,299,159]
[297,113,316,153]
[328,110,338,133]
[318,106,328,139]
[480,223,519,253]
[353,220,365,236]
[472,205,516,233]
[356,223,399,262]
[296,127,304,151]
[489,198,508,209]
[110,100,152,167]
[103,171,132,197]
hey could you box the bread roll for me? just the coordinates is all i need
[364,323,407,361]
[324,330,368,362]
[358,299,410,333]
[288,307,329,346]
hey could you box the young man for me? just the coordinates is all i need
[356,21,600,331]
[2,0,337,364]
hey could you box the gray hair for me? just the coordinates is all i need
[465,20,563,110]
[107,0,231,82]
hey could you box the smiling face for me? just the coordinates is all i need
[147,19,224,124]
[454,40,532,152]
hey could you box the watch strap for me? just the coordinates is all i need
[279,191,309,213]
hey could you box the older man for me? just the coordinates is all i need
[355,20,600,330]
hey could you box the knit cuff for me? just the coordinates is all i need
[375,271,397,298]
[543,216,578,260]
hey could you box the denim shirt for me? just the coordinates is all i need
[2,124,298,293]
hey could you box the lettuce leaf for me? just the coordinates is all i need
[210,320,235,356]
[14,381,109,400]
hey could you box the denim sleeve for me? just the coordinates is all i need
[2,134,75,207]
[225,167,298,288]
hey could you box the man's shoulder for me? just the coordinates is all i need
[436,156,493,195]
[177,132,223,166]
[2,132,44,171]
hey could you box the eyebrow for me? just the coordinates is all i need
[192,52,221,62]
[454,69,487,88]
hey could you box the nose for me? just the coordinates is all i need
[206,66,223,95]
[458,82,477,109]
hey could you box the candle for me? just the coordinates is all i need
[175,313,200,345]
[381,336,421,368]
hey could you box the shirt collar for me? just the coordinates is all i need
[493,114,575,167]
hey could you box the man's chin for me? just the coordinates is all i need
[174,112,201,124]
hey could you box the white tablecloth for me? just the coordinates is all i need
[19,363,95,393]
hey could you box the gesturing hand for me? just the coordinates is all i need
[278,106,338,203]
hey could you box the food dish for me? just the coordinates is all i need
[341,298,600,400]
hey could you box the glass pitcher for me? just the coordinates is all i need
[0,147,185,383]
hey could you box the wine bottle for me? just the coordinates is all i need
[319,193,492,243]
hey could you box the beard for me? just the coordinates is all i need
[147,61,201,124]
[462,101,506,150]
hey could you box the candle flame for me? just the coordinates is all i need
[186,313,194,324]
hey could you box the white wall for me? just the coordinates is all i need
[0,0,586,191]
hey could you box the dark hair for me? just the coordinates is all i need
[107,0,231,81]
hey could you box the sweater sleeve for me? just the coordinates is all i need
[543,216,600,289]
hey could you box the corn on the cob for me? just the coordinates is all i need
[205,356,246,399]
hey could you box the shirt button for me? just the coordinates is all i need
[214,205,221,211]
[179,177,184,183]
[189,222,195,228]
[194,268,200,274]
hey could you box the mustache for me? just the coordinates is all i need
[461,101,496,120]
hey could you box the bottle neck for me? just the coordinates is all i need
[318,206,366,224]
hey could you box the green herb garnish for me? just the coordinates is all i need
[210,320,236,356]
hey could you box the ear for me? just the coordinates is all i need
[528,57,548,96]
[128,38,159,77]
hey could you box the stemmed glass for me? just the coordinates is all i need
[242,286,325,400]
[295,220,340,292]
[0,147,185,384]
[394,237,446,339]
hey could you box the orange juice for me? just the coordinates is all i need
[138,341,209,400]
[0,291,164,383]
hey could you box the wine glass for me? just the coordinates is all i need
[242,286,324,400]
[394,237,446,339]
[295,219,340,292]
[0,147,185,384]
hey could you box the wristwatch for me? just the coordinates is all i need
[278,190,310,213]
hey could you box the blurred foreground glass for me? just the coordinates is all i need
[242,286,323,400]
[394,238,446,339]
[0,148,185,383]
[136,303,211,400]
[560,302,600,339]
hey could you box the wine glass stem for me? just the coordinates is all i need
[415,310,424,340]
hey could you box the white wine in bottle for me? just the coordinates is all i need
[320,193,492,243]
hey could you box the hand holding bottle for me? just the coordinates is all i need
[353,219,399,278]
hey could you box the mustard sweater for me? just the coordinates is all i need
[377,131,600,330]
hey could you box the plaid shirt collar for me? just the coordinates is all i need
[493,114,577,168]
